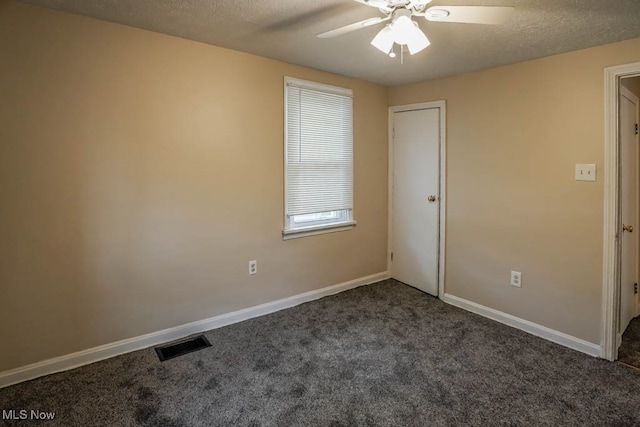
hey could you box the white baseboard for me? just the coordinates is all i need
[0,271,390,389]
[442,293,601,358]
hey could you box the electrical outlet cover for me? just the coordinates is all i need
[510,271,522,287]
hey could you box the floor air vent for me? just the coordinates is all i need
[155,335,212,361]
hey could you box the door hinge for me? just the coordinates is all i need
[390,252,394,262]
[635,283,638,295]
[635,123,639,135]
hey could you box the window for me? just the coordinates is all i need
[283,77,355,239]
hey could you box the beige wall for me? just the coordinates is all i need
[4,0,640,374]
[389,37,640,344]
[0,1,388,372]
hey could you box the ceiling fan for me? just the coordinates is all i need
[317,0,514,57]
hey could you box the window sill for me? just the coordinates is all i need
[282,221,357,240]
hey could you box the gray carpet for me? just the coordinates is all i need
[2,279,640,426]
[618,315,640,369]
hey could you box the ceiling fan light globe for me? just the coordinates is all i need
[406,29,430,54]
[391,15,415,45]
[394,20,430,55]
[371,25,395,54]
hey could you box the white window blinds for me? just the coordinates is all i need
[285,78,353,219]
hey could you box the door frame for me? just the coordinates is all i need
[602,62,640,361]
[388,101,447,297]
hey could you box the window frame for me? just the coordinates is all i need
[282,77,356,240]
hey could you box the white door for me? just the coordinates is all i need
[620,85,639,336]
[391,107,441,296]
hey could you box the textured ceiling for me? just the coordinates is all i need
[17,0,640,86]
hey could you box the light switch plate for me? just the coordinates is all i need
[575,164,596,182]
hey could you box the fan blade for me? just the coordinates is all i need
[353,0,393,12]
[317,16,389,38]
[408,0,434,9]
[424,6,514,25]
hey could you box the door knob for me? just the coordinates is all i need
[428,195,437,203]
[623,224,634,233]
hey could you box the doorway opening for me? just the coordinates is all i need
[603,62,640,362]
[616,76,640,369]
